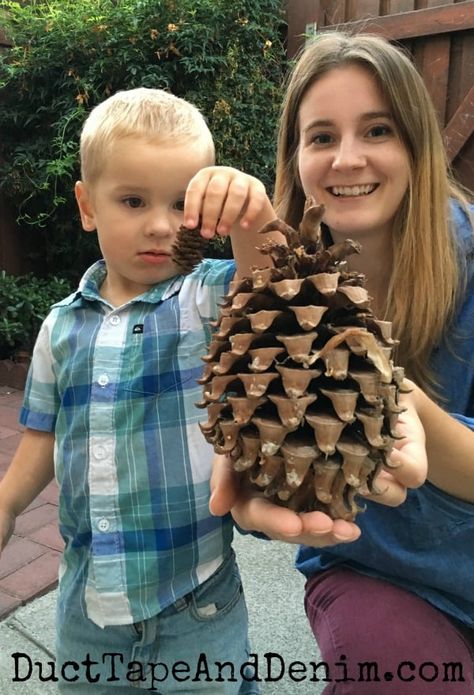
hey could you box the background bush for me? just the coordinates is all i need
[0,271,72,358]
[0,0,288,280]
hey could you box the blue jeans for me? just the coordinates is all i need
[56,551,260,693]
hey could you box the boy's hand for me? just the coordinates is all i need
[184,166,269,239]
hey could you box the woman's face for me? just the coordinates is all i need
[297,64,410,243]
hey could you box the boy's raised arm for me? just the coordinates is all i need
[184,166,287,277]
[0,428,55,554]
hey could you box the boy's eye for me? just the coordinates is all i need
[173,199,185,212]
[367,124,392,138]
[123,196,144,208]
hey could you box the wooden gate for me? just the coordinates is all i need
[287,0,474,189]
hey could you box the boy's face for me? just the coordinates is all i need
[75,136,213,305]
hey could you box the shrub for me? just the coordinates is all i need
[0,271,73,358]
[0,0,287,280]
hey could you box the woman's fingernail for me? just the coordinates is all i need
[388,449,403,467]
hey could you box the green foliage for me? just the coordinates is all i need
[0,0,287,278]
[0,271,72,358]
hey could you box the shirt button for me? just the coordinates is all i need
[109,315,120,326]
[98,374,109,386]
[94,446,105,460]
[97,518,110,532]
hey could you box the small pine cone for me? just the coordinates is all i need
[172,224,207,274]
[197,201,407,521]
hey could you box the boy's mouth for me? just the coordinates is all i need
[328,184,379,197]
[139,250,171,264]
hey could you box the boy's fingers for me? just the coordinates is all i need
[215,178,250,234]
[239,181,267,228]
[209,456,362,547]
[185,169,267,237]
[184,171,213,228]
[198,173,233,237]
[232,494,304,537]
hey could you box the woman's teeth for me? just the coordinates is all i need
[330,184,377,197]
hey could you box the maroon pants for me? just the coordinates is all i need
[304,568,474,695]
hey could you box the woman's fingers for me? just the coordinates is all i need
[209,455,361,547]
[360,470,408,507]
[232,494,361,546]
[209,454,240,516]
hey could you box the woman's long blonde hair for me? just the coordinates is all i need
[274,31,470,397]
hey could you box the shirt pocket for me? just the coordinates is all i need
[120,318,205,398]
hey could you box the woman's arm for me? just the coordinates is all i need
[406,379,474,502]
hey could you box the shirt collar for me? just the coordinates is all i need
[74,260,186,306]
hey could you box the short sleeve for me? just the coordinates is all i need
[20,315,59,432]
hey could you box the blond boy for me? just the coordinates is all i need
[0,88,279,693]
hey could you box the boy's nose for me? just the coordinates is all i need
[144,210,174,238]
[331,138,367,171]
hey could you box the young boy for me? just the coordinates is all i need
[0,88,280,693]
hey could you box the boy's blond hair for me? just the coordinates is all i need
[80,87,214,183]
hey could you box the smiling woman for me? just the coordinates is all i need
[296,64,410,247]
[209,30,474,695]
[274,32,470,391]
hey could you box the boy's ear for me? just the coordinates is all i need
[75,181,97,232]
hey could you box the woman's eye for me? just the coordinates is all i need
[367,124,392,138]
[312,133,333,145]
[123,197,143,208]
[173,199,185,212]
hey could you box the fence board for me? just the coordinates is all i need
[444,85,474,160]
[417,35,451,124]
[319,0,346,25]
[286,0,322,59]
[418,0,454,7]
[385,0,416,11]
[447,31,474,121]
[347,0,381,19]
[320,2,474,40]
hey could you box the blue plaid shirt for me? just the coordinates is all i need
[20,258,235,627]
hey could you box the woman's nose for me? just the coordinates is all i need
[331,138,367,170]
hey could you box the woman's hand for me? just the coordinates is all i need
[209,386,428,547]
[210,456,362,547]
[361,384,427,506]
[184,166,270,239]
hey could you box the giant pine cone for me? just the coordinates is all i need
[191,202,406,521]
